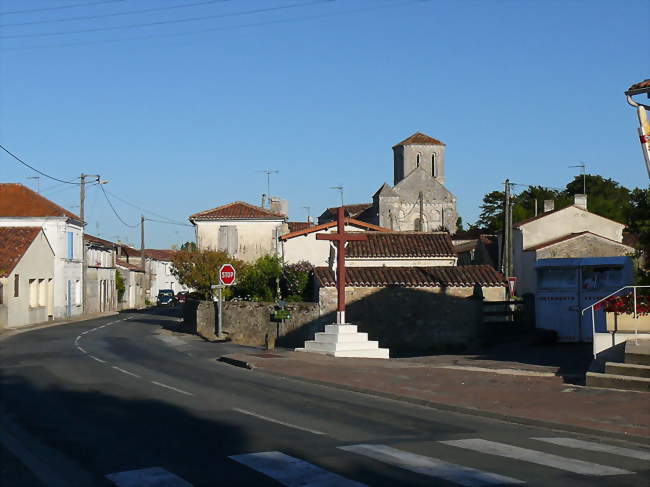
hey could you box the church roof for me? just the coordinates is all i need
[315,265,505,288]
[347,232,456,258]
[190,201,285,221]
[373,183,398,198]
[0,183,81,221]
[393,132,446,148]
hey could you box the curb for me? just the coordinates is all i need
[0,312,120,341]
[219,356,650,446]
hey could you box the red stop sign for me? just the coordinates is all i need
[219,263,236,286]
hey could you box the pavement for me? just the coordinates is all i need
[220,344,650,443]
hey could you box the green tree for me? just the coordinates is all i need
[476,190,506,233]
[234,255,283,302]
[562,174,630,223]
[282,261,314,302]
[170,249,242,299]
[115,270,125,302]
[180,241,197,251]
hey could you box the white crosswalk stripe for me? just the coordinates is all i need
[228,451,367,487]
[106,467,193,486]
[532,437,650,461]
[440,439,634,476]
[339,443,524,486]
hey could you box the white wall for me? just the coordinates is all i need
[147,259,190,297]
[196,219,284,262]
[0,231,55,329]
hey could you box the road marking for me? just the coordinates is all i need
[532,437,650,461]
[106,467,192,486]
[89,355,106,364]
[112,366,141,378]
[440,439,633,476]
[339,444,524,486]
[150,381,193,396]
[233,408,327,436]
[77,346,87,354]
[229,451,366,487]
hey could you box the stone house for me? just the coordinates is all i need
[0,184,84,319]
[513,196,635,296]
[84,234,117,314]
[0,227,55,329]
[190,201,286,262]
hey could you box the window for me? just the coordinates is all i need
[218,226,238,255]
[14,274,19,297]
[29,279,37,307]
[416,152,421,167]
[432,153,438,178]
[538,268,577,290]
[67,232,74,259]
[38,279,47,306]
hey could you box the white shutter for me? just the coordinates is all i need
[228,226,238,256]
[218,226,229,252]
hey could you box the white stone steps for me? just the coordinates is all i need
[296,323,389,359]
[314,332,369,343]
[302,340,380,353]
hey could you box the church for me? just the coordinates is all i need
[319,132,459,233]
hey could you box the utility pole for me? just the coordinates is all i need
[80,173,100,315]
[503,179,512,280]
[141,216,146,305]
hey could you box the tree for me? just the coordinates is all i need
[562,175,630,224]
[180,241,197,251]
[170,249,242,299]
[476,190,506,233]
[234,255,283,302]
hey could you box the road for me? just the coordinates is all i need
[1,309,648,486]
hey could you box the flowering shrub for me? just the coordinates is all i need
[282,261,314,302]
[595,292,650,316]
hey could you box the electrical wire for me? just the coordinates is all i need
[103,189,189,226]
[0,0,230,28]
[145,218,193,228]
[100,184,140,228]
[1,0,333,39]
[1,144,81,185]
[0,0,126,16]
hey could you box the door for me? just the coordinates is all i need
[579,266,625,341]
[535,267,580,342]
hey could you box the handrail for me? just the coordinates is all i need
[581,285,650,358]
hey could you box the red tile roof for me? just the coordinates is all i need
[627,79,650,93]
[116,259,143,272]
[0,183,80,221]
[315,265,505,288]
[190,201,285,221]
[287,222,313,233]
[0,227,42,277]
[347,232,456,258]
[393,132,446,148]
[279,218,390,241]
[84,234,115,248]
[525,231,631,251]
[145,249,178,261]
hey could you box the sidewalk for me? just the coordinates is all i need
[0,311,119,339]
[220,349,650,443]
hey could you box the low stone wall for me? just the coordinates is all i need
[183,299,220,341]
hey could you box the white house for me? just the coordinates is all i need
[513,195,634,296]
[190,201,287,262]
[84,234,117,314]
[0,184,84,319]
[145,249,190,297]
[0,227,55,329]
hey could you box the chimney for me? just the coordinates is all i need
[261,194,267,208]
[543,200,555,212]
[270,197,288,217]
[574,194,587,211]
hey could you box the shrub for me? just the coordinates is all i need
[171,249,242,300]
[282,261,314,302]
[233,255,282,302]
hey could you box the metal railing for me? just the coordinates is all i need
[581,285,650,357]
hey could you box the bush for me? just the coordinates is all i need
[282,261,314,302]
[171,249,242,300]
[234,255,283,302]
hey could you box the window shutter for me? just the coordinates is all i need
[67,232,74,259]
[228,226,238,255]
[218,226,229,252]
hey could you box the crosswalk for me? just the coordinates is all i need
[106,436,650,486]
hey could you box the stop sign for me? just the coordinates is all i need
[219,263,236,286]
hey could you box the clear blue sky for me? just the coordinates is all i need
[2,0,648,248]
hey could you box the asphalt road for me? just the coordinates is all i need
[1,309,649,487]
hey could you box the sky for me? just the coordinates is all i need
[1,0,648,249]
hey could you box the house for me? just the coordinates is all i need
[0,227,55,329]
[513,195,635,296]
[453,231,499,268]
[84,234,117,314]
[190,201,287,262]
[145,249,190,297]
[317,204,373,225]
[114,243,145,309]
[0,184,84,318]
[279,218,390,266]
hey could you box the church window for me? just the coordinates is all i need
[414,218,422,231]
[432,153,438,178]
[416,152,421,167]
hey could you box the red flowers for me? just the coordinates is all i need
[595,292,650,316]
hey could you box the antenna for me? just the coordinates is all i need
[330,186,344,207]
[569,162,587,195]
[27,176,40,193]
[300,205,311,222]
[257,169,279,199]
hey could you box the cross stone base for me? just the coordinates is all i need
[296,324,389,359]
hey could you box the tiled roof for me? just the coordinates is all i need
[145,249,177,261]
[514,205,625,228]
[347,232,456,258]
[319,204,373,223]
[393,132,446,148]
[190,201,285,221]
[525,231,631,251]
[0,227,41,277]
[279,218,390,241]
[627,79,650,92]
[0,183,80,221]
[84,234,115,248]
[315,265,505,288]
[116,259,143,272]
[287,222,312,233]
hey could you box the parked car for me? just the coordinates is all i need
[175,291,189,304]
[157,289,176,306]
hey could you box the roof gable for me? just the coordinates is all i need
[393,167,455,200]
[0,183,80,221]
[514,205,624,229]
[347,232,456,258]
[145,249,178,261]
[373,183,399,198]
[393,132,446,148]
[190,201,285,221]
[0,227,42,277]
[525,231,634,251]
[280,218,390,241]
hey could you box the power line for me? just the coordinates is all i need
[1,0,332,39]
[145,218,193,228]
[0,0,127,16]
[99,184,139,228]
[6,0,416,50]
[103,189,188,226]
[0,144,81,185]
[0,0,229,28]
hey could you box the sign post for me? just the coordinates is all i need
[507,276,517,297]
[216,264,236,337]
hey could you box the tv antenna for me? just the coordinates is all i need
[330,186,344,207]
[27,176,40,193]
[300,205,311,222]
[258,169,279,198]
[569,161,587,195]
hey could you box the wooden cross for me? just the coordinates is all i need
[316,207,367,324]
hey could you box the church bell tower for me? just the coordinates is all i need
[392,132,446,186]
